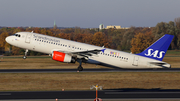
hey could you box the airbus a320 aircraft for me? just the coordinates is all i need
[5,32,174,71]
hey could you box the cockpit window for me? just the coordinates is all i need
[14,34,21,37]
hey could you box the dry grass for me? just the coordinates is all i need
[0,56,180,91]
[0,56,108,69]
[0,72,180,91]
[0,55,179,69]
[163,56,180,68]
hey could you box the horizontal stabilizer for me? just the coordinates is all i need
[149,62,166,66]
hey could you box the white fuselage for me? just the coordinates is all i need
[5,32,170,69]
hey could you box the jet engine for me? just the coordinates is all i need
[52,51,76,63]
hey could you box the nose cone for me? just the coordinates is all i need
[5,36,11,44]
[5,36,18,47]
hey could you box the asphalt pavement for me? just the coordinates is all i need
[1,89,180,100]
[0,68,180,73]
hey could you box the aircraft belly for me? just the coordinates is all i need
[91,55,133,68]
[92,55,165,69]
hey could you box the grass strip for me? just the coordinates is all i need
[0,72,180,91]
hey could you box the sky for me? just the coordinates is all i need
[0,0,180,28]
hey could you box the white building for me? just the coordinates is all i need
[106,25,129,29]
[99,24,104,30]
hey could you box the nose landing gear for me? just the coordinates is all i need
[23,49,28,59]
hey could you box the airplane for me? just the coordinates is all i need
[5,31,174,71]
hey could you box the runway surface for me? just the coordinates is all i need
[1,89,180,100]
[0,68,180,73]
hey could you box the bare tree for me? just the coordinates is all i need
[174,17,180,29]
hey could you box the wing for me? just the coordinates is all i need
[55,49,106,59]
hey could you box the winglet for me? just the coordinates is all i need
[137,34,174,61]
[101,49,106,53]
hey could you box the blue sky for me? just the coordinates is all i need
[0,0,180,28]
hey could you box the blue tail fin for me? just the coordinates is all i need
[137,34,174,61]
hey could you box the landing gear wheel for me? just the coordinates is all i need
[23,56,27,59]
[78,66,83,71]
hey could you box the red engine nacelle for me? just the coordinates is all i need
[52,51,76,63]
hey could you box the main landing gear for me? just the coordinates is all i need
[23,49,28,59]
[77,59,83,71]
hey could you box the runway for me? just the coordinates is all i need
[0,68,180,73]
[1,89,180,100]
[1,68,180,100]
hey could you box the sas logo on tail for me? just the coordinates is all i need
[145,49,165,59]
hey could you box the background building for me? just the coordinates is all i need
[99,24,104,30]
[54,20,57,29]
[106,25,129,29]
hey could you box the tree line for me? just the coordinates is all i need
[1,17,180,56]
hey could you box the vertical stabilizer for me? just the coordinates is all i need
[137,34,174,61]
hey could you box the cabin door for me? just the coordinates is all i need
[132,56,139,66]
[25,33,32,43]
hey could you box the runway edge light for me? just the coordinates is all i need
[90,84,103,101]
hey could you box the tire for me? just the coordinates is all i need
[78,66,83,71]
[23,56,27,59]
